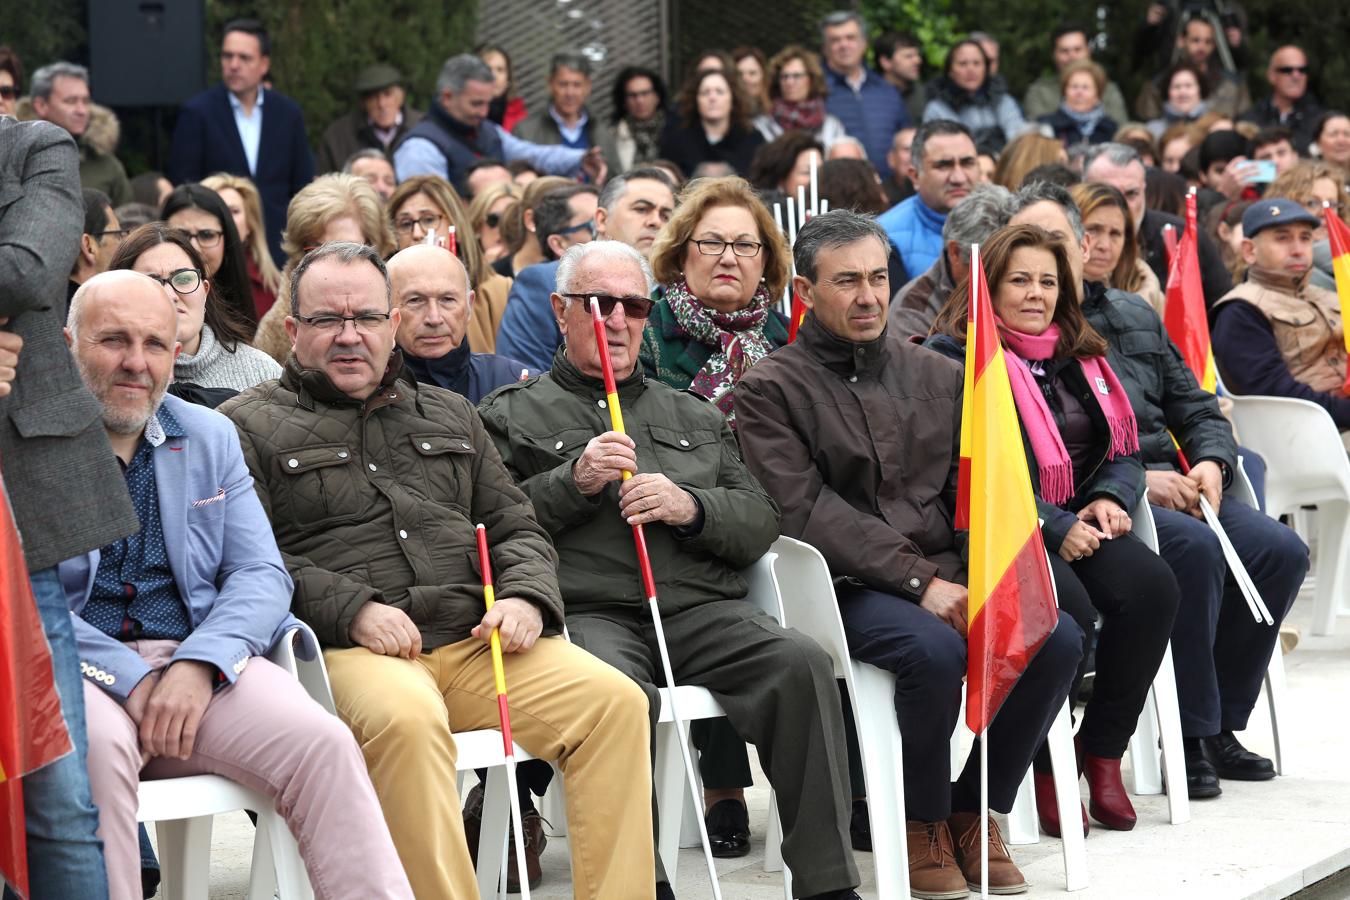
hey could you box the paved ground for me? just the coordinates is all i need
[149,582,1350,899]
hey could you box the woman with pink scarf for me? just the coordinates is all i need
[927,223,1180,841]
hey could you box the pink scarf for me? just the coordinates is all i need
[997,321,1139,505]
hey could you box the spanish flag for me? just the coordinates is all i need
[1,474,74,897]
[1163,191,1217,392]
[958,247,1060,735]
[1322,201,1350,394]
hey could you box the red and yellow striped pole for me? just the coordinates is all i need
[474,523,532,899]
[589,299,723,899]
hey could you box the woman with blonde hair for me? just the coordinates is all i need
[388,175,514,352]
[468,181,522,263]
[201,172,283,318]
[992,132,1067,190]
[753,45,847,147]
[491,174,573,278]
[252,173,396,362]
[1070,181,1165,312]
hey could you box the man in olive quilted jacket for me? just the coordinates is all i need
[221,241,656,900]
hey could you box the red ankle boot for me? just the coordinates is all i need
[1082,753,1137,831]
[1034,770,1088,838]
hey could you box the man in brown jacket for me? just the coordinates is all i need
[221,242,656,900]
[737,210,1082,899]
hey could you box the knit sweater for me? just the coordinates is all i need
[174,324,283,392]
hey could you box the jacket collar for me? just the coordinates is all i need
[281,348,411,412]
[912,194,947,230]
[796,314,888,376]
[548,347,647,402]
[401,337,472,391]
[1246,264,1312,296]
[426,99,479,140]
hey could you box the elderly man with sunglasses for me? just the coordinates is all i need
[479,241,861,900]
[221,241,657,900]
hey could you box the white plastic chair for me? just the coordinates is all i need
[1226,394,1350,635]
[136,626,316,900]
[654,548,790,897]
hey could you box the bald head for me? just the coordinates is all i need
[387,244,475,359]
[66,270,180,440]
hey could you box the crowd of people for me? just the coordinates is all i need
[1,6,1344,900]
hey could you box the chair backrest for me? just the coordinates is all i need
[1226,394,1350,515]
[766,536,855,688]
[740,549,785,624]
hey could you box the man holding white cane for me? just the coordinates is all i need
[481,240,861,900]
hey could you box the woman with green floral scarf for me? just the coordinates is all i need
[642,176,792,431]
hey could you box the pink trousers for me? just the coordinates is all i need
[82,639,412,900]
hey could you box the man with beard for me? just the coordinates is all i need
[63,269,410,900]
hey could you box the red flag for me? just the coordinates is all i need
[959,247,1060,733]
[0,473,74,897]
[1322,202,1350,393]
[787,290,806,342]
[1163,192,1218,392]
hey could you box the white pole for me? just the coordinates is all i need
[797,184,808,227]
[981,732,989,900]
[809,151,819,218]
[820,199,829,215]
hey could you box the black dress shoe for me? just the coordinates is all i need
[1184,737,1222,799]
[1203,731,1277,781]
[804,891,862,900]
[656,881,676,900]
[849,798,872,852]
[705,799,751,858]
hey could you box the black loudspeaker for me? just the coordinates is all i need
[89,0,206,107]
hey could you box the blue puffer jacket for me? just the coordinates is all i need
[823,66,909,179]
[877,194,947,277]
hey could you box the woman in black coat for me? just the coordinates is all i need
[659,68,765,177]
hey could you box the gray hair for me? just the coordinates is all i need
[793,209,891,283]
[341,148,391,173]
[819,10,866,36]
[436,54,494,96]
[289,241,392,316]
[550,52,593,79]
[911,119,975,175]
[31,61,88,100]
[1082,142,1143,174]
[555,241,656,301]
[1012,181,1085,243]
[944,184,1015,265]
[597,166,676,211]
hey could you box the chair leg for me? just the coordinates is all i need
[1150,645,1190,825]
[156,816,214,900]
[1046,702,1089,891]
[850,666,910,900]
[1129,686,1163,795]
[1311,501,1349,635]
[678,727,703,850]
[1006,769,1039,845]
[260,808,312,900]
[247,818,277,900]
[653,722,686,890]
[477,766,512,900]
[1264,647,1289,776]
[764,791,792,900]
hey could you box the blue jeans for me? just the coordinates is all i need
[2,567,109,900]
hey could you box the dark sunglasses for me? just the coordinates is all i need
[562,293,655,319]
[485,212,502,229]
[0,86,17,100]
[1275,66,1310,75]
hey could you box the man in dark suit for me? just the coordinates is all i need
[0,116,138,900]
[168,18,314,265]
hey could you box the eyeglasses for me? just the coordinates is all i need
[689,238,762,257]
[779,71,809,81]
[394,214,444,234]
[294,312,392,332]
[94,227,130,240]
[556,220,597,240]
[0,86,17,100]
[181,228,223,248]
[145,268,203,294]
[625,88,656,100]
[1274,66,1310,75]
[485,212,502,229]
[561,293,655,319]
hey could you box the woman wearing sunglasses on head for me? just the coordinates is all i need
[110,224,281,392]
[160,184,258,337]
[468,181,522,263]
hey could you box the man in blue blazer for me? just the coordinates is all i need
[168,18,314,265]
[60,270,411,900]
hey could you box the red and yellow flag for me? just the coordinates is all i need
[1,473,74,897]
[1322,201,1350,393]
[1163,192,1217,392]
[958,247,1060,735]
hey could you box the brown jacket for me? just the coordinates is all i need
[220,353,563,650]
[889,255,955,339]
[736,315,965,601]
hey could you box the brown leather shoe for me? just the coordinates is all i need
[461,782,546,893]
[905,820,969,899]
[948,811,1029,895]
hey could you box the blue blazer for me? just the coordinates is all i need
[495,261,563,372]
[168,85,315,265]
[60,394,307,701]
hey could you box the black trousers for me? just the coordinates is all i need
[1044,533,1181,759]
[835,582,1083,822]
[569,600,859,898]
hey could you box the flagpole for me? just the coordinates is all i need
[980,730,989,900]
[590,299,723,900]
